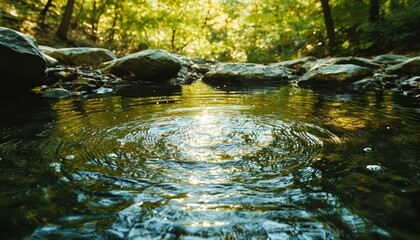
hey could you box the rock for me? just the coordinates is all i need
[310,57,382,70]
[348,78,381,92]
[371,54,410,66]
[42,53,60,67]
[100,49,183,81]
[202,63,295,85]
[43,88,73,98]
[93,87,113,94]
[0,27,46,90]
[271,56,317,74]
[385,56,420,75]
[298,64,373,86]
[329,56,382,69]
[38,45,57,54]
[373,73,399,81]
[400,76,420,90]
[48,47,117,66]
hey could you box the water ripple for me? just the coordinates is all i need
[27,84,418,239]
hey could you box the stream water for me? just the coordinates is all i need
[0,82,419,239]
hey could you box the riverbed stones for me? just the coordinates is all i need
[100,49,183,81]
[48,47,117,66]
[328,57,382,70]
[203,63,295,85]
[298,64,373,86]
[400,76,420,90]
[271,56,318,74]
[385,56,420,75]
[0,27,46,90]
[399,76,420,97]
[42,87,74,98]
[371,54,410,66]
[43,53,60,67]
[308,57,382,72]
[38,45,57,54]
[348,78,380,92]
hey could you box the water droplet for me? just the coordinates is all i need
[363,147,372,152]
[366,165,382,171]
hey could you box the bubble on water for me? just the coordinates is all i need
[366,165,382,171]
[363,147,373,152]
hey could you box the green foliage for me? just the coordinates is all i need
[355,1,420,54]
[3,0,418,62]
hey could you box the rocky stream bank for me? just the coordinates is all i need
[1,27,419,106]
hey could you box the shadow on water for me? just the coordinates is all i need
[0,92,59,239]
[0,82,419,239]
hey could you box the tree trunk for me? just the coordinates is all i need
[320,0,335,54]
[56,0,75,40]
[40,0,53,25]
[171,28,177,51]
[72,0,85,29]
[369,0,380,22]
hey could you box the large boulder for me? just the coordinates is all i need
[385,56,420,75]
[298,64,373,86]
[100,49,183,81]
[270,56,318,74]
[327,57,382,69]
[309,57,382,71]
[0,27,46,90]
[202,63,295,85]
[371,54,410,66]
[42,53,60,67]
[48,47,117,66]
[38,45,57,54]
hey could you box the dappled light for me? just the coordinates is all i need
[1,0,419,239]
[3,0,419,61]
[2,84,419,239]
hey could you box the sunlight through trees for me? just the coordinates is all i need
[3,0,419,62]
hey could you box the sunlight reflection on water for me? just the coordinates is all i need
[1,83,419,239]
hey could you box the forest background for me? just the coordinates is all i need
[1,0,419,63]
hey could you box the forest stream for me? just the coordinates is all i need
[0,82,419,239]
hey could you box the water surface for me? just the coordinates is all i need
[1,82,419,239]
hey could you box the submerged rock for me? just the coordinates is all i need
[42,88,74,98]
[298,64,373,86]
[100,49,182,81]
[203,63,295,85]
[385,56,420,75]
[0,27,46,91]
[48,47,117,66]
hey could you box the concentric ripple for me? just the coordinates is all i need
[77,105,332,164]
[33,84,408,239]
